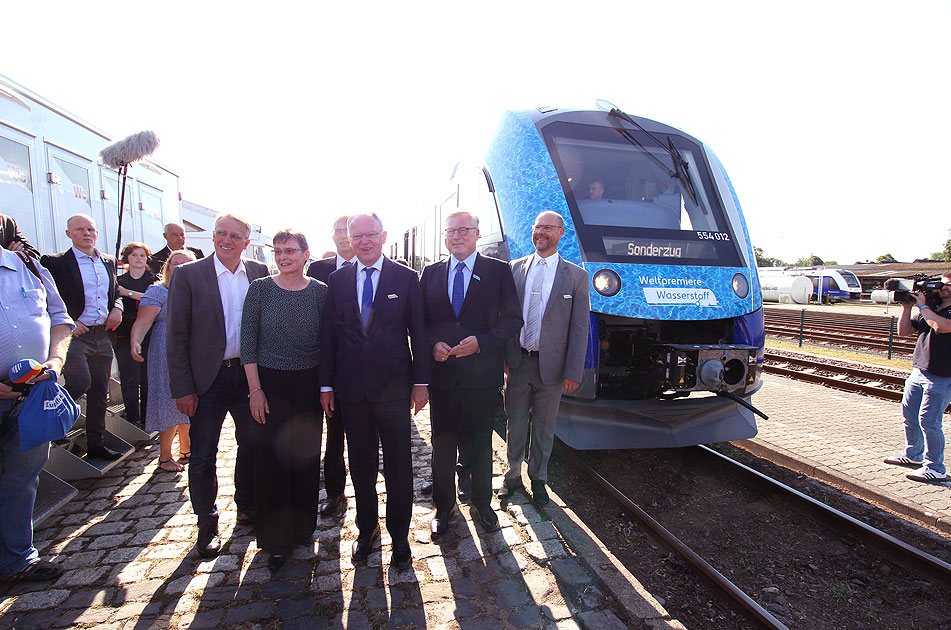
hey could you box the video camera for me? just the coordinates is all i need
[884,276,945,308]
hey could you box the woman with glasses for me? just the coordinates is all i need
[241,229,327,573]
[131,250,196,472]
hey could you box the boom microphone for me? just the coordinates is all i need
[98,131,161,259]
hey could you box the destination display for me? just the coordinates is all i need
[602,235,720,260]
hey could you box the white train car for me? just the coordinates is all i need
[758,266,862,302]
[0,74,181,257]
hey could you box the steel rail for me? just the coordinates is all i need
[762,364,904,401]
[764,325,916,353]
[556,443,790,630]
[762,351,906,386]
[695,446,951,585]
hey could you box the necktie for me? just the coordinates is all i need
[451,261,466,317]
[524,258,546,351]
[361,267,375,327]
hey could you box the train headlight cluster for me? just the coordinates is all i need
[732,273,749,299]
[593,269,621,297]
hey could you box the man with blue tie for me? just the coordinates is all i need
[421,211,522,538]
[318,213,429,570]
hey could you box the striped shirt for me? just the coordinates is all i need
[0,249,74,375]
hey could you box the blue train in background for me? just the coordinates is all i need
[391,103,766,449]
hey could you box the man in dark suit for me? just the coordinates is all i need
[148,222,204,275]
[319,213,429,570]
[306,215,354,516]
[0,214,40,259]
[421,210,522,538]
[41,214,124,459]
[501,211,590,505]
[166,214,269,558]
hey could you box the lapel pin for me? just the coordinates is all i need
[388,293,398,299]
[472,274,481,281]
[563,294,572,299]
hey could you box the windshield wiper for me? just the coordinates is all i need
[607,107,700,208]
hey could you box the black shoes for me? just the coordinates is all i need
[457,475,472,501]
[195,530,221,558]
[268,554,288,573]
[391,539,412,570]
[531,480,550,506]
[87,445,122,460]
[236,511,255,526]
[419,480,433,496]
[473,506,500,532]
[319,494,345,517]
[498,478,524,501]
[0,559,63,582]
[352,525,381,562]
[430,506,456,540]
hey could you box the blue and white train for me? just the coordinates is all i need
[391,104,765,449]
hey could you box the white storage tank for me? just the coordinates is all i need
[760,275,813,304]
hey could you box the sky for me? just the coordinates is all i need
[5,0,950,263]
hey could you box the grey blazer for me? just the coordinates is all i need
[505,253,590,386]
[166,255,269,398]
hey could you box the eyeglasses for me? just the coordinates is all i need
[332,228,348,235]
[445,227,477,237]
[533,224,563,234]
[349,231,381,241]
[214,230,248,241]
[273,247,305,256]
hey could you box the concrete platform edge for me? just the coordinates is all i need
[491,432,684,628]
[733,438,951,535]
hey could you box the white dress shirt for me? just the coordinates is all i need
[72,247,114,326]
[336,254,354,270]
[447,250,478,300]
[214,254,250,360]
[355,255,384,316]
[519,252,559,350]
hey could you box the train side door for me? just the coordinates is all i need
[46,145,101,252]
[100,169,138,253]
[136,182,165,250]
[0,125,44,249]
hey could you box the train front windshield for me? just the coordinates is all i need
[543,122,742,267]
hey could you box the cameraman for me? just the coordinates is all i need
[0,245,74,582]
[884,273,951,482]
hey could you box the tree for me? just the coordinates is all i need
[875,253,897,263]
[794,254,824,267]
[754,246,786,267]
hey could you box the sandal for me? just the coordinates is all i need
[0,559,63,582]
[178,451,190,464]
[159,458,185,472]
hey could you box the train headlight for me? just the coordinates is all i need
[732,273,749,299]
[593,270,621,297]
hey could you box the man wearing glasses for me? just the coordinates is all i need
[318,213,429,570]
[167,214,270,557]
[884,274,951,482]
[421,211,521,538]
[500,211,589,505]
[306,215,355,517]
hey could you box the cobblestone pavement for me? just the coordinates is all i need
[0,408,678,629]
[743,373,951,533]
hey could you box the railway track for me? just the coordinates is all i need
[764,308,915,354]
[762,351,906,402]
[556,442,951,630]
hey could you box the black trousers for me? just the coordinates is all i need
[62,327,113,449]
[322,396,347,498]
[253,366,321,555]
[341,398,413,541]
[111,331,148,424]
[430,387,500,514]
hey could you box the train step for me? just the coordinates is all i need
[32,470,78,526]
[45,414,135,480]
[105,404,158,446]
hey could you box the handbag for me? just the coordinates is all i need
[18,370,80,452]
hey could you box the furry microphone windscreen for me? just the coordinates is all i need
[98,130,160,169]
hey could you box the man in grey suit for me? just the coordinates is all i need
[167,213,269,558]
[501,211,590,505]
